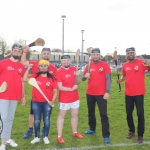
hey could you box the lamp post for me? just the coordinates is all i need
[61,15,66,55]
[81,30,84,65]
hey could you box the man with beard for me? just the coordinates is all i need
[21,47,57,138]
[0,43,26,150]
[56,55,83,144]
[117,47,150,143]
[82,48,111,144]
[23,60,57,145]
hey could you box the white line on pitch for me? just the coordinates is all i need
[38,141,150,150]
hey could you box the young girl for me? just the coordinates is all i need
[23,60,57,145]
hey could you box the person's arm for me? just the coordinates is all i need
[117,75,126,84]
[23,64,33,82]
[105,74,111,93]
[21,81,26,106]
[21,46,30,66]
[57,82,73,91]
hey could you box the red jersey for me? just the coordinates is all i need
[0,59,25,101]
[29,74,57,102]
[29,61,57,77]
[122,59,148,96]
[57,66,79,103]
[84,61,111,95]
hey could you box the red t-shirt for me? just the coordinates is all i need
[57,66,79,103]
[0,59,25,100]
[29,74,57,102]
[122,59,148,96]
[84,61,111,95]
[29,61,57,77]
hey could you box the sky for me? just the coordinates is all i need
[1,0,150,56]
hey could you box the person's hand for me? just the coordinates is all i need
[27,64,34,71]
[71,85,78,91]
[48,101,54,107]
[142,60,149,66]
[75,70,80,76]
[21,96,26,106]
[103,93,109,100]
[84,73,90,79]
[22,45,29,53]
[117,79,122,84]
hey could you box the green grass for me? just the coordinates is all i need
[5,73,150,150]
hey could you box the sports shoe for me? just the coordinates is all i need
[137,136,143,143]
[84,129,96,134]
[104,137,110,143]
[72,132,84,139]
[43,137,50,144]
[0,144,6,150]
[57,137,64,144]
[23,128,33,138]
[126,132,134,139]
[5,139,18,147]
[31,137,40,144]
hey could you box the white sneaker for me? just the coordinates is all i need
[43,137,50,144]
[5,139,18,147]
[31,137,40,144]
[0,144,6,150]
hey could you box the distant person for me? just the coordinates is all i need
[0,43,26,150]
[21,47,57,138]
[82,48,111,143]
[117,47,150,143]
[23,60,57,144]
[57,55,83,144]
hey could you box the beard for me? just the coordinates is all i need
[127,56,135,61]
[93,59,100,63]
[63,65,70,68]
[12,55,21,60]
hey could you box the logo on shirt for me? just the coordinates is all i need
[37,81,42,85]
[18,68,22,75]
[90,68,95,72]
[46,82,50,88]
[126,67,131,71]
[49,71,53,74]
[65,74,71,78]
[134,66,139,71]
[7,66,14,70]
[99,67,103,73]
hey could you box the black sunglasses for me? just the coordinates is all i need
[42,48,51,51]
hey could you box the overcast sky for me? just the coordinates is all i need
[1,0,150,56]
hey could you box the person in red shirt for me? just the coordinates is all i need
[0,43,26,150]
[21,47,57,138]
[56,55,83,144]
[82,48,111,144]
[117,47,150,144]
[23,59,57,145]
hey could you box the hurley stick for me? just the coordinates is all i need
[0,81,7,93]
[75,49,80,84]
[86,47,93,73]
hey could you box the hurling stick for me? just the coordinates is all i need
[0,113,3,135]
[0,82,7,93]
[75,49,80,84]
[86,47,92,73]
[28,78,54,107]
[28,38,45,47]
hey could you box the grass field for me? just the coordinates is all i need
[5,73,150,150]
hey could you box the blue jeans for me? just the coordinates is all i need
[32,101,52,138]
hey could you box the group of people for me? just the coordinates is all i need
[0,43,149,150]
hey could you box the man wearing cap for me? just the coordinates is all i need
[56,55,83,144]
[82,48,111,143]
[0,43,26,149]
[117,47,150,143]
[21,47,57,138]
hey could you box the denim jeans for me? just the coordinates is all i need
[32,101,52,138]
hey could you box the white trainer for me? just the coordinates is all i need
[0,144,6,150]
[31,137,40,144]
[43,137,50,144]
[5,139,18,147]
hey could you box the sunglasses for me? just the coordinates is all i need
[12,44,22,49]
[39,65,49,67]
[42,48,51,51]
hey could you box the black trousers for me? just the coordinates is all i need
[125,95,144,137]
[86,94,110,138]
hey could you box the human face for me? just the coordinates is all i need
[12,48,22,60]
[126,52,135,61]
[42,51,50,61]
[38,64,49,73]
[91,53,100,62]
[61,59,70,68]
